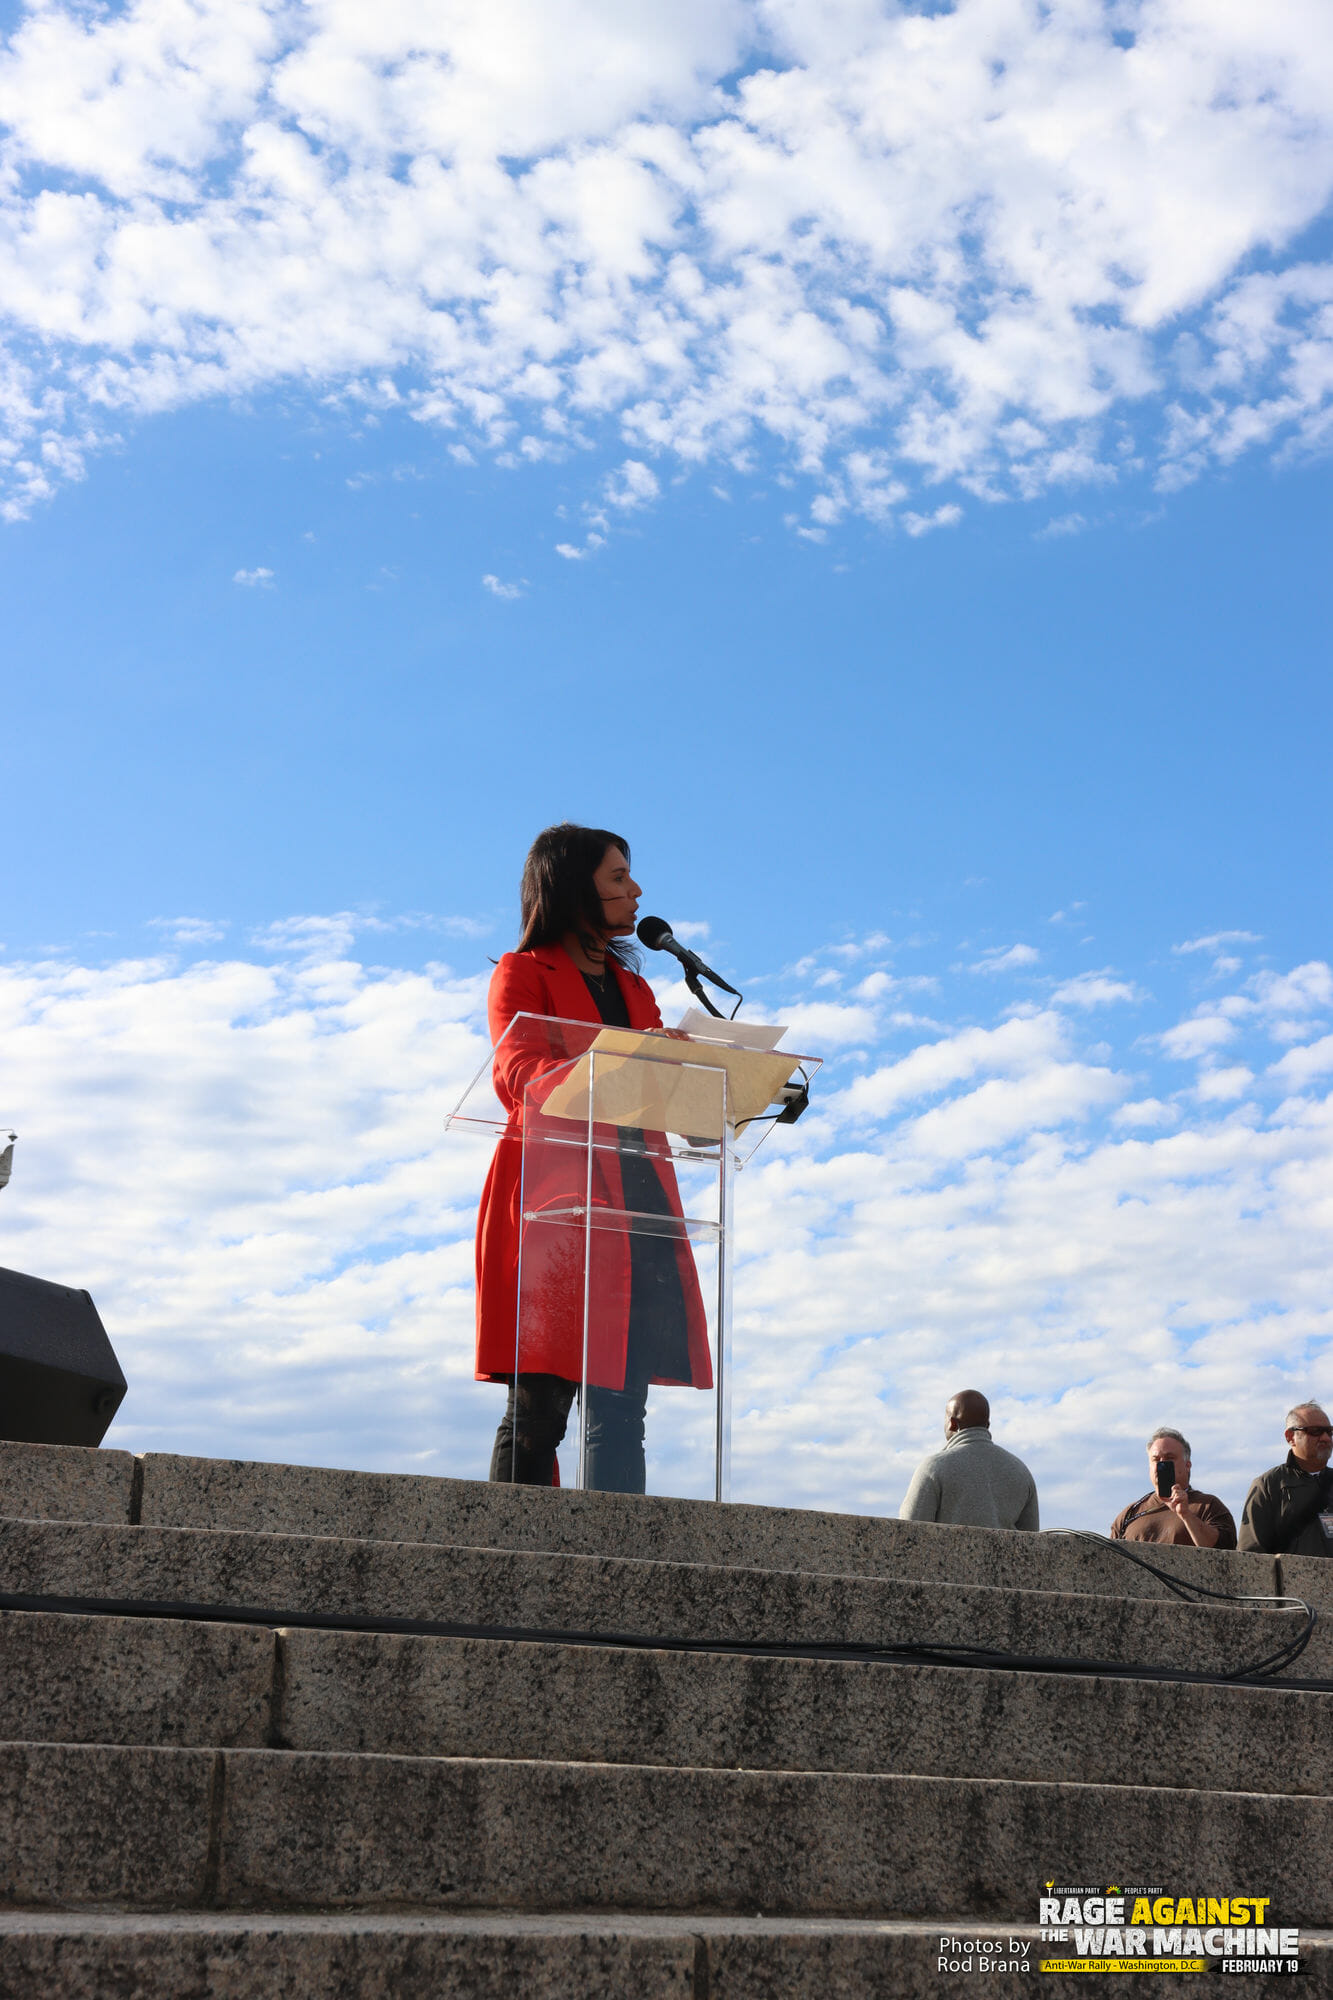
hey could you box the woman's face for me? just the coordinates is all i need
[593,845,641,936]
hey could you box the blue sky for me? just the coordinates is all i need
[2,0,1333,1527]
[6,402,1330,969]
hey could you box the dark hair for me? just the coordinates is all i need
[516,822,637,964]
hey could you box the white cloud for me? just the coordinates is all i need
[1051,971,1144,1009]
[778,1000,879,1047]
[825,932,894,961]
[1036,512,1088,539]
[1157,1013,1236,1061]
[1111,1097,1178,1129]
[0,947,493,1471]
[898,1058,1120,1160]
[148,917,228,946]
[1270,1033,1333,1091]
[1268,1018,1322,1046]
[968,943,1039,975]
[232,567,274,587]
[0,1,1331,521]
[836,1010,1066,1121]
[251,909,491,959]
[604,459,660,510]
[481,573,526,598]
[1173,930,1263,956]
[1194,1064,1254,1103]
[252,913,363,958]
[901,504,963,538]
[1250,962,1333,1016]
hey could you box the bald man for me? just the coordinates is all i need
[899,1390,1039,1532]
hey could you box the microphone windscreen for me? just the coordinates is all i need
[636,916,673,950]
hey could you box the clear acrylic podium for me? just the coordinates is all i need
[448,1013,819,1501]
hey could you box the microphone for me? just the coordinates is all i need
[636,917,741,998]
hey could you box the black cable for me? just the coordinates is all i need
[1042,1529,1317,1680]
[735,1062,813,1134]
[732,1109,784,1134]
[1048,1527,1309,1607]
[0,1586,1319,1691]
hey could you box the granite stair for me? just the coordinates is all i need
[1,1441,1330,1998]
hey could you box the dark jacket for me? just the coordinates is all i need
[1237,1453,1333,1558]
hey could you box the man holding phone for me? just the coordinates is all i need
[1109,1427,1237,1548]
[1238,1403,1333,1558]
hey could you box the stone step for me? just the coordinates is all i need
[4,1741,1333,1925]
[0,1439,1290,1603]
[2,1914,1327,2000]
[0,1515,1318,1680]
[0,1609,273,1751]
[4,1607,1330,1798]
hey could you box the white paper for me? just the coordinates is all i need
[537,1024,799,1136]
[675,1008,787,1050]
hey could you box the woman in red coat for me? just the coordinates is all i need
[476,822,712,1490]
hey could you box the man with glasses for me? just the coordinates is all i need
[1238,1403,1333,1558]
[1110,1427,1236,1548]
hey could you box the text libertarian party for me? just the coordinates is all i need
[1039,1895,1295,1960]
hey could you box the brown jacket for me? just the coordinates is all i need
[1110,1488,1236,1548]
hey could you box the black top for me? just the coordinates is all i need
[580,969,691,1384]
[581,967,631,1028]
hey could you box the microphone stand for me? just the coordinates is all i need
[675,948,807,1122]
[684,967,726,1020]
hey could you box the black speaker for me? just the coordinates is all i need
[0,1265,127,1446]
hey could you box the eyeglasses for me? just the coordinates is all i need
[1291,1425,1333,1438]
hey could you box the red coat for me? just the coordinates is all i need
[473,946,713,1390]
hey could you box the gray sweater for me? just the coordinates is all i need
[899,1426,1039,1531]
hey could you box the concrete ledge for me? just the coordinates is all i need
[0,1610,272,1749]
[129,1449,1276,1599]
[703,1920,1333,2000]
[0,1743,216,1906]
[0,1912,697,2000]
[276,1626,1333,1795]
[0,1518,1314,1679]
[4,1916,1328,2000]
[1280,1553,1333,1614]
[6,1741,1330,1920]
[0,1440,1284,1601]
[0,1603,1325,1795]
[0,1441,134,1526]
[209,1751,1333,1921]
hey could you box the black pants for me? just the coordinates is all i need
[488,1366,651,1493]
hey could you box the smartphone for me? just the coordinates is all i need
[1154,1460,1175,1498]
